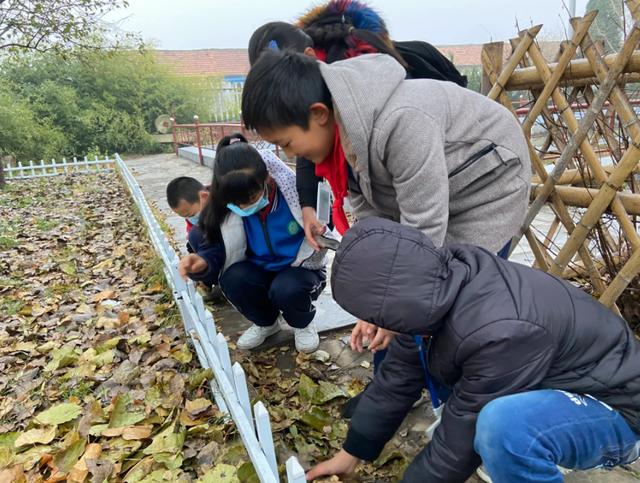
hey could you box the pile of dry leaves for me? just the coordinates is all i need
[0,174,253,482]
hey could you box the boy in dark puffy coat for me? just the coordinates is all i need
[308,217,640,483]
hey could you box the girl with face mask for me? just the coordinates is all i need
[178,133,329,353]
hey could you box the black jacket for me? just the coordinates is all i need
[331,217,640,482]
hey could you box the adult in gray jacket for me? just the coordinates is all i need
[241,49,531,350]
[307,217,640,482]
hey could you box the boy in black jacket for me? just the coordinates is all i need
[308,217,640,483]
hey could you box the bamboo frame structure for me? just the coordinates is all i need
[482,1,640,318]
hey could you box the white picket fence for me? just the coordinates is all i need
[4,155,306,483]
[3,156,115,179]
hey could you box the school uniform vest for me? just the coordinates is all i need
[219,150,327,275]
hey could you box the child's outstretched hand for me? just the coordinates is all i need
[178,254,208,280]
[305,449,359,481]
[302,207,325,252]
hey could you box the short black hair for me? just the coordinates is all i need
[241,50,332,132]
[166,176,204,208]
[248,21,314,65]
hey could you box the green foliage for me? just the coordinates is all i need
[586,0,624,54]
[460,67,482,92]
[0,47,214,161]
[0,0,137,54]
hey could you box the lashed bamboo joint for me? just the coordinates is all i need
[482,1,640,320]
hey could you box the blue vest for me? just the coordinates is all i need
[243,188,305,271]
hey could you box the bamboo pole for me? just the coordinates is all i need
[531,183,640,215]
[548,22,640,276]
[532,165,640,185]
[599,248,640,307]
[628,0,640,22]
[522,13,597,137]
[483,29,606,288]
[550,138,640,267]
[513,37,572,167]
[481,42,504,95]
[583,85,623,163]
[579,29,640,148]
[505,51,640,90]
[513,23,640,253]
[487,25,542,101]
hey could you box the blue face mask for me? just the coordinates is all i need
[227,193,269,217]
[186,213,199,225]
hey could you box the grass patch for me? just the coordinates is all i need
[35,218,58,232]
[2,298,25,316]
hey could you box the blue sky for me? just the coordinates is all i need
[108,0,591,50]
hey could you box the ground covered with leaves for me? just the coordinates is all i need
[0,173,255,482]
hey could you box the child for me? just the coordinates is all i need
[308,217,640,483]
[248,1,467,250]
[241,50,531,365]
[166,176,208,239]
[178,134,328,353]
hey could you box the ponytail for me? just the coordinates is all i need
[199,133,268,243]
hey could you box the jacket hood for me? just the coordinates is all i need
[318,54,404,188]
[331,217,469,335]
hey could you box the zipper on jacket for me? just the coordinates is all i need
[449,143,497,178]
[260,219,276,257]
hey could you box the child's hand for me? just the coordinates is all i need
[302,207,324,252]
[305,449,359,481]
[350,319,377,352]
[178,254,208,280]
[368,328,395,353]
[350,320,395,353]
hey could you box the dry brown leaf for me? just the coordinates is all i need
[67,443,102,483]
[91,290,116,303]
[0,465,27,483]
[121,425,153,440]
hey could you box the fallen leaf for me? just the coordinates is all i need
[66,443,102,483]
[121,426,153,440]
[185,398,212,416]
[36,403,82,425]
[197,464,237,483]
[91,290,116,303]
[15,427,57,447]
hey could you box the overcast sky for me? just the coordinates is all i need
[108,0,591,50]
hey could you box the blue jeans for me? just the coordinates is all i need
[474,389,640,482]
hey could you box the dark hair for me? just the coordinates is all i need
[200,133,268,243]
[248,21,313,65]
[241,50,332,132]
[166,176,204,208]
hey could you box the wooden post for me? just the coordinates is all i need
[481,41,504,95]
[170,117,178,156]
[194,115,204,165]
[0,158,5,188]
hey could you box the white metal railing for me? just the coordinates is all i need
[4,154,306,483]
[114,154,307,483]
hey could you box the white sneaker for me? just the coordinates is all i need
[294,322,319,353]
[237,323,281,350]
